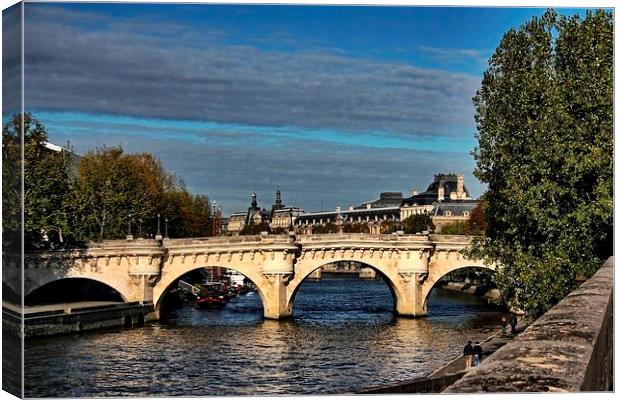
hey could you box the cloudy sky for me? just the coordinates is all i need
[2,2,593,215]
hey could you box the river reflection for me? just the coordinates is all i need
[24,274,505,396]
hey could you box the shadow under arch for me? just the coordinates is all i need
[25,277,127,306]
[153,265,267,314]
[422,264,499,312]
[286,259,400,316]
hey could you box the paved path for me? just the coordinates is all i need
[3,301,125,315]
[428,320,529,378]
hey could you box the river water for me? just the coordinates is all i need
[24,275,505,397]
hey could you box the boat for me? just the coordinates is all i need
[194,293,227,309]
[194,282,228,309]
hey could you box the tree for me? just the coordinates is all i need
[5,113,76,248]
[72,146,211,240]
[312,222,338,234]
[343,222,369,233]
[401,214,434,234]
[467,203,486,235]
[471,9,613,317]
[240,221,271,235]
[2,114,23,251]
[440,221,468,235]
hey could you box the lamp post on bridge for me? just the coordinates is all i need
[164,218,169,239]
[211,201,221,237]
[155,213,163,240]
[126,213,133,240]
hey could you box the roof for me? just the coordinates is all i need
[297,206,400,219]
[433,200,479,216]
[356,192,403,209]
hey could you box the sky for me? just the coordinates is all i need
[2,2,599,215]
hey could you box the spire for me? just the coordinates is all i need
[251,192,257,209]
[275,186,282,206]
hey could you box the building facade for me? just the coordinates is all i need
[226,190,304,235]
[226,173,478,235]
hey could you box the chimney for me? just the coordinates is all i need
[411,188,418,196]
[457,174,464,198]
[438,186,444,201]
[366,203,372,209]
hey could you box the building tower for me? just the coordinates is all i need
[275,187,282,210]
[251,192,258,210]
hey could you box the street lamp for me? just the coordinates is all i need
[211,201,221,237]
[126,213,133,240]
[156,213,163,240]
[164,217,169,239]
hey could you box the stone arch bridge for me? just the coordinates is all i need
[8,233,494,320]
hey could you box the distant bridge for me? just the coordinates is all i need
[6,233,494,320]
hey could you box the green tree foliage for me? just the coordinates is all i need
[471,9,613,317]
[312,222,338,234]
[343,222,369,233]
[440,221,468,235]
[2,114,23,251]
[380,220,398,234]
[240,221,271,235]
[401,214,434,234]
[4,114,76,248]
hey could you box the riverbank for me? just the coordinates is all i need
[358,319,529,394]
[3,301,156,338]
[437,281,502,302]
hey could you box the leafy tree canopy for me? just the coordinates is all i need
[471,9,613,317]
[401,213,434,234]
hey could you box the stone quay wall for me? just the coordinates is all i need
[22,302,155,337]
[445,257,613,392]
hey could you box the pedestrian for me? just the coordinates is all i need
[463,340,474,368]
[501,316,507,333]
[473,341,483,366]
[510,313,518,333]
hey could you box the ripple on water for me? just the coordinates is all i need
[24,278,505,396]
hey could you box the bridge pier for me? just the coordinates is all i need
[262,273,293,319]
[394,272,428,318]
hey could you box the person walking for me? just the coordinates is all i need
[473,341,483,367]
[510,313,518,333]
[463,340,474,368]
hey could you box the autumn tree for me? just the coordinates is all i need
[467,203,486,235]
[72,147,212,240]
[471,10,613,317]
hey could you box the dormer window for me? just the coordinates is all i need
[463,211,470,217]
[444,210,452,217]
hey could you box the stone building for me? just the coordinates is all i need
[295,173,478,233]
[226,173,479,235]
[226,190,304,235]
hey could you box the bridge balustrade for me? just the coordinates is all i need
[15,233,494,321]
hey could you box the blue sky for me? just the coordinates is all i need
[2,2,600,214]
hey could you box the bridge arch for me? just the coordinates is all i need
[152,262,269,313]
[421,258,496,311]
[286,257,408,317]
[25,277,130,305]
[287,258,398,313]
